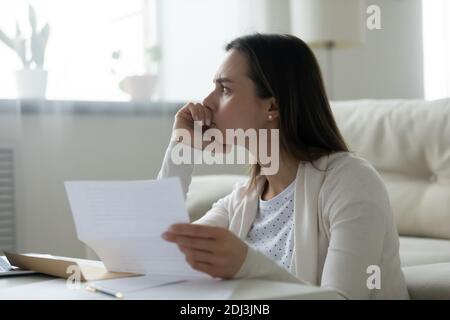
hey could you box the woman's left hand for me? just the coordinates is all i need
[162,223,248,279]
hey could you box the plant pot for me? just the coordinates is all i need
[15,68,48,99]
[119,74,157,101]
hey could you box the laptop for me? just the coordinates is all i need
[0,256,38,277]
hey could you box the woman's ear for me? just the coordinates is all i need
[267,98,279,121]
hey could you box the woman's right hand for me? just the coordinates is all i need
[173,102,213,132]
[172,102,216,149]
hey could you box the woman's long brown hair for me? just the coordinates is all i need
[225,33,350,189]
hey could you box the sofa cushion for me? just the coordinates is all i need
[402,262,450,299]
[400,236,450,267]
[186,174,248,222]
[331,99,450,239]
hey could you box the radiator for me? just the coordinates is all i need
[0,147,16,254]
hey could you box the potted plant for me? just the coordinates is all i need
[112,45,162,102]
[0,5,50,99]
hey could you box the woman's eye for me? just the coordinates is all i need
[221,85,230,95]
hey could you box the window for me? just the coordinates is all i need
[0,0,287,102]
[422,0,450,99]
[0,0,158,101]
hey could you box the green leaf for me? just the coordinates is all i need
[145,46,162,62]
[111,50,121,60]
[31,23,50,67]
[0,28,28,67]
[13,38,27,66]
[0,29,15,50]
[15,22,22,38]
[29,4,37,33]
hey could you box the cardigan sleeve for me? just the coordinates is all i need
[233,245,308,284]
[318,158,389,300]
[191,193,231,228]
[157,140,230,228]
[157,140,194,199]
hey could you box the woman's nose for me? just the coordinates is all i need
[201,97,209,108]
[202,92,215,110]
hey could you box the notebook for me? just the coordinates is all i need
[0,255,38,277]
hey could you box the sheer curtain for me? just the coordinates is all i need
[422,0,450,100]
[0,0,155,101]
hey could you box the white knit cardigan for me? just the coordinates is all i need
[157,141,410,300]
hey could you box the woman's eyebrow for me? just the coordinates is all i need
[213,77,233,85]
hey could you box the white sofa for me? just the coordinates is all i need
[186,98,450,300]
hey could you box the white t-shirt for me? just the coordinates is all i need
[245,179,296,271]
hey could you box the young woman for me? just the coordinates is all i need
[159,33,409,300]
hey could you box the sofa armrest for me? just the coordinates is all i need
[402,262,450,299]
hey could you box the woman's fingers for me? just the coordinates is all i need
[198,103,214,127]
[162,224,248,279]
[174,107,192,126]
[167,223,224,239]
[176,102,212,128]
[187,103,199,122]
[195,103,206,125]
[179,245,214,263]
[186,260,219,278]
[187,103,211,126]
[178,245,223,278]
[203,105,213,126]
[163,233,217,252]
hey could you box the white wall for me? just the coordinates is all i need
[313,0,424,100]
[159,0,424,102]
[158,0,291,102]
[158,0,241,101]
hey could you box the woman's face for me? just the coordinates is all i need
[202,49,275,143]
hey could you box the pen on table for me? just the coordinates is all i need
[86,284,124,299]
